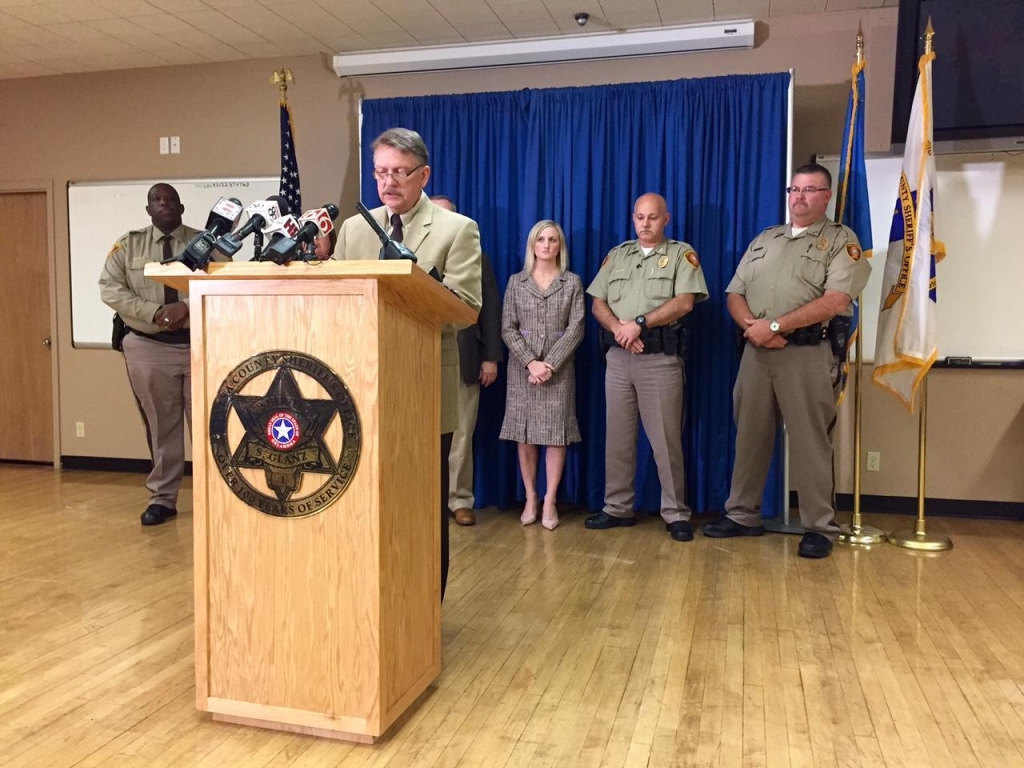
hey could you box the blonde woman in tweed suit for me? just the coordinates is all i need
[500,221,585,530]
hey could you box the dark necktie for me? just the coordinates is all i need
[390,213,404,243]
[160,235,179,304]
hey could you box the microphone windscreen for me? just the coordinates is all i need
[267,194,291,217]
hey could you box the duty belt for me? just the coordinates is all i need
[788,323,826,346]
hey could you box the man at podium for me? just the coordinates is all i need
[335,128,483,599]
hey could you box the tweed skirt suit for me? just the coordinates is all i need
[499,270,585,445]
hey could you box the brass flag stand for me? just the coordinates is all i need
[836,28,885,546]
[887,379,952,551]
[839,326,886,545]
[883,20,951,553]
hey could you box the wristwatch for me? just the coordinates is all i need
[635,315,647,329]
[769,319,781,333]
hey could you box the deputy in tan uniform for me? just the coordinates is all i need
[703,163,870,558]
[335,128,482,599]
[99,183,203,527]
[586,193,709,541]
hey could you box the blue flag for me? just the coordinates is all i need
[279,100,302,213]
[834,57,873,403]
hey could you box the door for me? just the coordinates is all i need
[0,192,53,462]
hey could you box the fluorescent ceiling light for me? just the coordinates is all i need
[333,20,756,78]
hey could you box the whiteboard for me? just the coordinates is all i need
[817,152,1024,363]
[69,178,279,348]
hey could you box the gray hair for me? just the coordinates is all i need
[372,128,429,167]
[430,195,457,213]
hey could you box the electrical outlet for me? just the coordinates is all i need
[75,422,85,438]
[159,136,169,155]
[866,451,881,472]
[170,136,180,154]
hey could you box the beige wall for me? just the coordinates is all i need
[2,7,1019,504]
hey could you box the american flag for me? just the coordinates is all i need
[279,100,301,213]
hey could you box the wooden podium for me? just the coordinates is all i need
[146,260,476,742]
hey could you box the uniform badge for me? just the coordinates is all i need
[209,351,362,518]
[684,250,700,269]
[600,255,610,268]
[846,243,862,261]
[816,237,829,251]
[107,242,121,258]
[657,255,669,269]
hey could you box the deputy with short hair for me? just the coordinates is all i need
[99,183,205,526]
[703,163,871,558]
[586,193,708,541]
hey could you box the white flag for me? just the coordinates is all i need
[872,49,944,412]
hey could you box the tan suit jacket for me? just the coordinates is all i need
[335,193,482,433]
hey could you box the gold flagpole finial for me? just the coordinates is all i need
[856,22,865,65]
[924,16,935,55]
[271,67,294,99]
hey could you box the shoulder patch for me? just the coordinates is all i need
[846,243,862,261]
[684,250,700,269]
[601,254,610,268]
[106,242,121,258]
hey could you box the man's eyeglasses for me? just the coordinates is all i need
[372,164,423,181]
[785,186,829,195]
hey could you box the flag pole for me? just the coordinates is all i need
[838,24,885,545]
[887,379,951,550]
[886,19,951,553]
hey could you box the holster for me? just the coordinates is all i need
[111,313,129,352]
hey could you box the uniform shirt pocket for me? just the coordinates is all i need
[798,251,827,287]
[609,273,631,303]
[646,274,674,301]
[742,249,767,282]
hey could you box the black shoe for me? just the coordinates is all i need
[666,520,693,542]
[585,511,637,530]
[141,504,177,526]
[702,517,765,538]
[798,532,833,559]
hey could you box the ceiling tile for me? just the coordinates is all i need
[713,0,769,19]
[656,0,716,25]
[40,0,115,21]
[825,0,884,8]
[768,0,827,16]
[90,0,162,16]
[2,3,69,22]
[131,13,201,34]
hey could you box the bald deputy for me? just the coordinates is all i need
[585,193,709,542]
[703,162,871,558]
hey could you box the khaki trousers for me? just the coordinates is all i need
[603,347,689,523]
[725,342,839,538]
[448,374,480,512]
[122,333,192,509]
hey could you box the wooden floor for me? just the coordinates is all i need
[2,465,1024,767]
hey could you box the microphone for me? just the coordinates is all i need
[354,202,417,262]
[260,204,339,265]
[213,199,281,257]
[169,197,243,271]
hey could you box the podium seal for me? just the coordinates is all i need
[209,351,361,517]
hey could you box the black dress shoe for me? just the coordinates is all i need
[585,511,637,530]
[702,517,765,538]
[798,532,833,559]
[666,520,693,542]
[141,504,177,526]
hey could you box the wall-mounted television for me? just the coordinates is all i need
[892,0,1024,151]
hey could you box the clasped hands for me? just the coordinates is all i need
[613,319,644,354]
[153,301,188,332]
[743,317,787,348]
[526,359,555,386]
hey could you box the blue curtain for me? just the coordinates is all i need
[361,73,789,515]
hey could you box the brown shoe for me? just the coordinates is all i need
[454,508,476,526]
